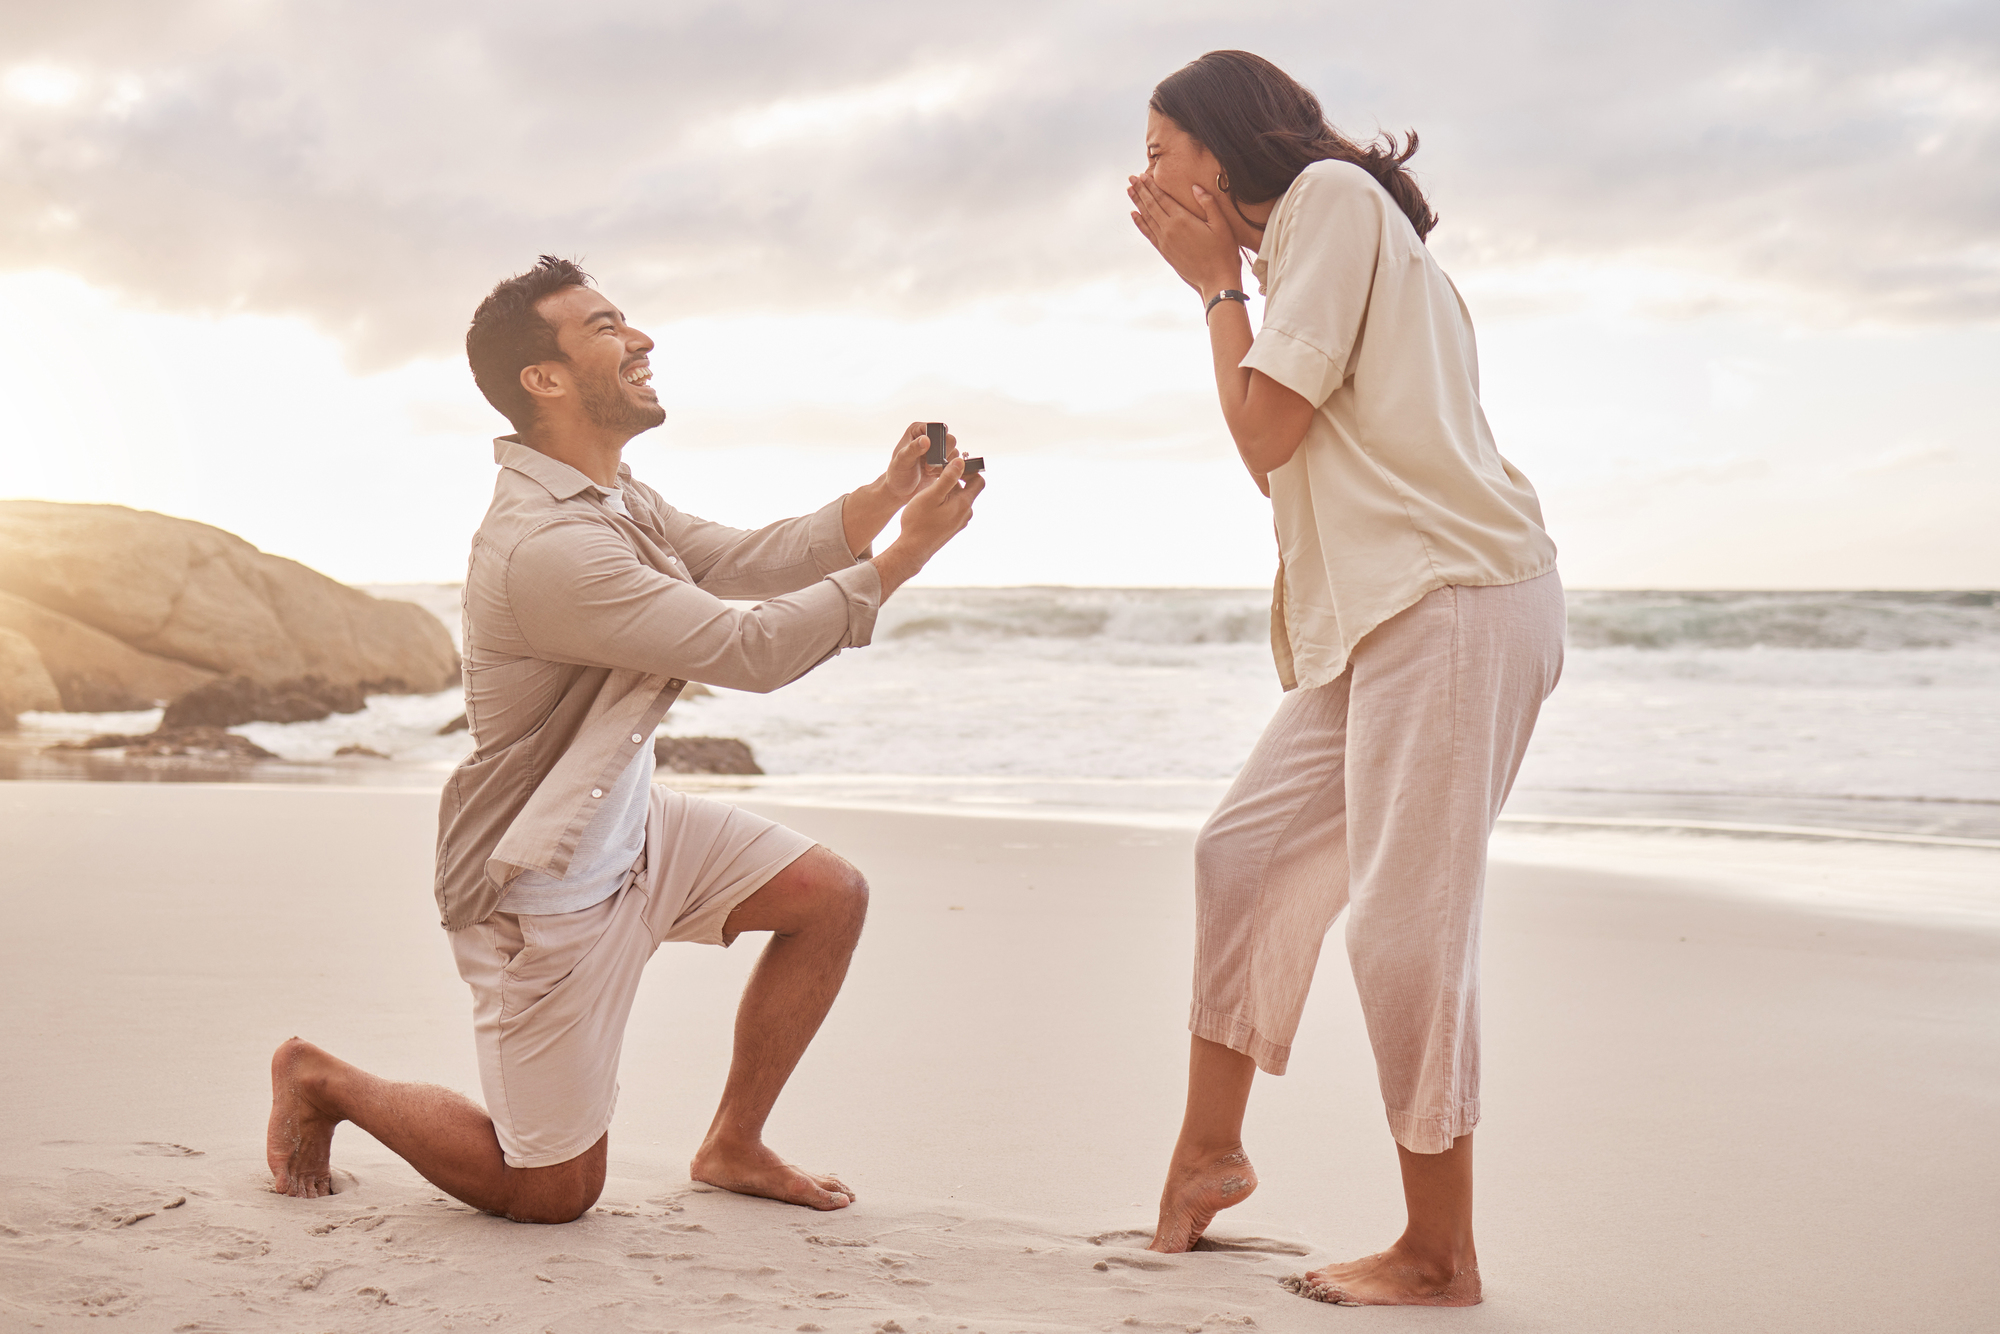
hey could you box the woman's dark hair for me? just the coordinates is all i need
[466,255,593,433]
[1151,50,1438,241]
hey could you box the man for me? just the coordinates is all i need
[265,256,981,1223]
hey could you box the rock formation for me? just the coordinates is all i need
[162,675,372,729]
[0,501,458,714]
[0,627,63,728]
[0,591,215,712]
[54,727,277,760]
[654,735,764,775]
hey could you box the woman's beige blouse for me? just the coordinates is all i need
[1241,159,1557,691]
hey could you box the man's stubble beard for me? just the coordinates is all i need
[579,367,667,434]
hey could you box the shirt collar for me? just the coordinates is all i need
[492,436,629,501]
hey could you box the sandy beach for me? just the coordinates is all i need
[1,779,1995,1332]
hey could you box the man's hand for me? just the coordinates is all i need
[842,422,956,557]
[883,421,953,503]
[870,456,984,597]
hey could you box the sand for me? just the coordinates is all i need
[1,780,1996,1333]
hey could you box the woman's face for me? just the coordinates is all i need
[1143,109,1221,215]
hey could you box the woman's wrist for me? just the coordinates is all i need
[1197,270,1244,303]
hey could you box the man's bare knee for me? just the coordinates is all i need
[500,1140,606,1224]
[809,852,869,932]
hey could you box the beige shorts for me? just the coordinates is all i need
[450,785,816,1169]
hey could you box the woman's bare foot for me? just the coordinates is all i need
[267,1037,342,1199]
[1147,1147,1258,1252]
[690,1137,854,1211]
[1284,1243,1482,1306]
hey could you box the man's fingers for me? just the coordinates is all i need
[923,455,966,496]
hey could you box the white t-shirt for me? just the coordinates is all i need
[496,482,651,917]
[1242,160,1558,691]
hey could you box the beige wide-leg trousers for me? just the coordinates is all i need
[1191,571,1565,1153]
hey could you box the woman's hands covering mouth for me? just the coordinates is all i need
[1128,174,1245,301]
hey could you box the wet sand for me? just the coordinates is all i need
[1,780,1994,1332]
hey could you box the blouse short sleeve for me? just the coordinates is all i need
[1239,163,1389,409]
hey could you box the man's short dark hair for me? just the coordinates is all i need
[466,256,593,434]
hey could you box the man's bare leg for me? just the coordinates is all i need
[688,845,868,1211]
[1287,1133,1480,1306]
[266,1037,605,1223]
[1148,1035,1260,1251]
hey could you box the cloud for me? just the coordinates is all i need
[1,0,1994,367]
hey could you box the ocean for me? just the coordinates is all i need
[10,586,1996,849]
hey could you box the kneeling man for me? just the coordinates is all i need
[267,256,981,1222]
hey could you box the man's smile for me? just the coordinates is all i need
[623,361,654,391]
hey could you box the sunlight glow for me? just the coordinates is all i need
[4,63,86,107]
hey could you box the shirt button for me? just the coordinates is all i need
[631,733,644,743]
[590,788,604,799]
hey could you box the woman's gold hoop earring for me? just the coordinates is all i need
[1215,171,1230,193]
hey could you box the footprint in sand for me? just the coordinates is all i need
[1087,1227,1312,1257]
[135,1141,205,1157]
[1190,1235,1312,1256]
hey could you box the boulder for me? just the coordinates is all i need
[0,627,63,727]
[0,591,217,711]
[54,727,277,760]
[0,500,458,694]
[161,674,370,729]
[654,735,764,775]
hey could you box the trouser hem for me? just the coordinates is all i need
[1190,1002,1291,1076]
[1386,1101,1480,1154]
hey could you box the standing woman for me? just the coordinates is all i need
[1128,51,1562,1306]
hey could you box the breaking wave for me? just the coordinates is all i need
[859,587,2000,652]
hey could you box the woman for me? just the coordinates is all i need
[1127,51,1563,1306]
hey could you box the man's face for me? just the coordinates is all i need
[532,285,664,435]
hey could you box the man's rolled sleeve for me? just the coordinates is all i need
[828,560,882,648]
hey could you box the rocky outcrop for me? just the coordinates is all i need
[54,727,277,760]
[654,735,764,775]
[0,591,217,712]
[161,675,372,729]
[0,627,63,728]
[0,501,458,712]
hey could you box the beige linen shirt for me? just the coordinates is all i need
[1242,160,1557,692]
[434,438,881,930]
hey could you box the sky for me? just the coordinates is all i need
[1,0,1995,588]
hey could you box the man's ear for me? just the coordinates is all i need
[519,361,566,405]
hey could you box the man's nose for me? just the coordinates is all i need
[630,327,654,352]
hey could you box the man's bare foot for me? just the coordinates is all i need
[1283,1243,1482,1306]
[1147,1147,1257,1252]
[690,1138,854,1211]
[267,1038,341,1199]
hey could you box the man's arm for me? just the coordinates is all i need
[510,519,878,693]
[510,462,979,691]
[664,423,944,598]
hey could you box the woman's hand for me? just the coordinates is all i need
[1128,175,1243,298]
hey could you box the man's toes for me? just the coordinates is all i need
[805,1180,852,1210]
[811,1174,854,1202]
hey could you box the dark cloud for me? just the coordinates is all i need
[2,0,1994,365]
